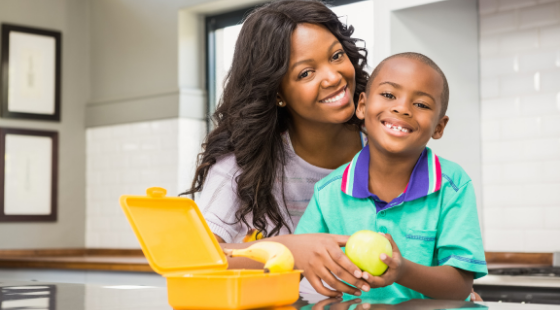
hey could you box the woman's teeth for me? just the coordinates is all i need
[322,89,345,103]
[384,122,409,133]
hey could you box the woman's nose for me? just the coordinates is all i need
[320,68,342,89]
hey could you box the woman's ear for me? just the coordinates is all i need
[356,92,367,120]
[276,92,286,107]
[432,115,449,140]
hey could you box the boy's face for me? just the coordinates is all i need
[356,57,449,156]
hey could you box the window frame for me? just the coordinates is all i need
[204,0,368,129]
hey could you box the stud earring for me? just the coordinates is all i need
[278,101,285,107]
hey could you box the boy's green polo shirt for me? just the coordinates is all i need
[295,146,487,299]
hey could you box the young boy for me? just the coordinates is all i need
[295,52,487,300]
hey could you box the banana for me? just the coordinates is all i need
[223,241,294,273]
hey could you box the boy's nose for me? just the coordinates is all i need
[391,101,412,117]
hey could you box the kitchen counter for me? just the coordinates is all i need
[0,249,152,272]
[1,280,559,310]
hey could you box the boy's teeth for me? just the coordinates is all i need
[384,122,410,133]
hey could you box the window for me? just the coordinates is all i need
[205,0,373,125]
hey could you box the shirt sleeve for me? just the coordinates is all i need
[294,184,329,234]
[436,181,488,279]
[197,155,245,243]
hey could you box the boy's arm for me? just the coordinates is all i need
[363,180,486,300]
[362,234,472,300]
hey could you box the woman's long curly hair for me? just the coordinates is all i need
[183,0,369,238]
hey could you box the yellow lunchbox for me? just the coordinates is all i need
[119,187,302,310]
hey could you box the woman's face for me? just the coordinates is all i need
[279,23,356,126]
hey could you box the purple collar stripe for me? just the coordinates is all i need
[340,146,442,207]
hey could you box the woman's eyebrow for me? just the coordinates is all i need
[291,58,313,70]
[327,40,341,52]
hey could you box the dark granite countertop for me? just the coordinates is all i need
[1,280,559,310]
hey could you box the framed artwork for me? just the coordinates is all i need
[1,24,61,121]
[0,128,58,222]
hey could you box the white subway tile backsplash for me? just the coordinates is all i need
[482,164,502,184]
[540,24,560,47]
[523,137,560,160]
[484,229,525,251]
[540,70,560,92]
[499,29,539,52]
[521,92,560,115]
[481,120,502,141]
[481,97,521,119]
[524,230,560,252]
[481,11,518,35]
[480,57,517,77]
[501,117,541,139]
[502,161,542,182]
[544,207,560,229]
[480,0,560,253]
[519,2,560,28]
[480,36,500,56]
[519,50,560,72]
[482,140,524,163]
[542,115,560,135]
[542,160,560,182]
[500,73,539,96]
[86,118,206,248]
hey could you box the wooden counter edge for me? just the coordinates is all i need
[0,259,154,273]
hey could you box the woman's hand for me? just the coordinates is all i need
[361,234,406,288]
[271,233,371,297]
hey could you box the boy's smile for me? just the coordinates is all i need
[357,57,449,157]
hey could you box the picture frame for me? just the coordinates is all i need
[1,24,61,121]
[0,128,58,222]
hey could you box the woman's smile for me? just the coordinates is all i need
[319,84,349,106]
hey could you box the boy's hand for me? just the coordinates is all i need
[361,234,407,288]
[275,234,371,297]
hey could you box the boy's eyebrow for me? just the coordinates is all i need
[378,81,437,103]
[290,40,340,70]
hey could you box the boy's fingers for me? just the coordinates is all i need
[318,267,362,296]
[325,259,370,292]
[328,246,363,279]
[306,273,341,298]
[364,275,386,288]
[380,253,398,269]
[384,234,400,253]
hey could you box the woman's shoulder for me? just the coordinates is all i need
[208,153,241,178]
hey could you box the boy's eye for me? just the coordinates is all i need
[381,92,395,99]
[414,102,430,109]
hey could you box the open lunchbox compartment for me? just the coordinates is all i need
[120,187,301,310]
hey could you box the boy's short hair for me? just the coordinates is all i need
[367,52,449,117]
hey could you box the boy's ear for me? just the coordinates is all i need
[432,115,449,140]
[356,92,367,120]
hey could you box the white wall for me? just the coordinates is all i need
[0,0,89,249]
[390,0,483,218]
[479,0,560,252]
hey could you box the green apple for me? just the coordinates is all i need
[345,230,393,276]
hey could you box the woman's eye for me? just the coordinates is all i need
[381,92,395,99]
[333,51,345,60]
[414,102,429,109]
[299,71,311,79]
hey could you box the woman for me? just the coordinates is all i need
[183,0,368,298]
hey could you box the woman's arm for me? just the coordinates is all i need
[216,233,372,297]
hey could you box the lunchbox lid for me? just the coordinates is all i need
[119,187,228,275]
